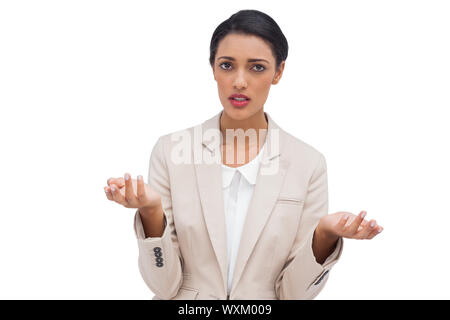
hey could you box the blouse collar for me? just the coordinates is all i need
[221,142,266,188]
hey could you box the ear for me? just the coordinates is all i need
[272,61,285,85]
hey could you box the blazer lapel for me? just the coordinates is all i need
[194,110,289,296]
[194,111,228,293]
[229,112,290,294]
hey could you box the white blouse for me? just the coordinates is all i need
[221,143,266,295]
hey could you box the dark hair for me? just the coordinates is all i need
[209,9,288,71]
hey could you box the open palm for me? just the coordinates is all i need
[104,173,161,209]
[320,211,383,240]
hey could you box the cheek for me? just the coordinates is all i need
[215,77,232,96]
[253,79,272,98]
[261,74,274,87]
[214,72,223,83]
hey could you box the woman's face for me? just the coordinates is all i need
[212,33,285,121]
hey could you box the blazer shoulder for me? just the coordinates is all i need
[281,129,325,163]
[157,121,199,149]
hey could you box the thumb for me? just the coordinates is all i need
[107,177,125,187]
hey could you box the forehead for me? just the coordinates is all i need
[216,33,274,62]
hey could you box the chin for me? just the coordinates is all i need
[223,106,253,121]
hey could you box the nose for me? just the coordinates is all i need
[233,70,247,90]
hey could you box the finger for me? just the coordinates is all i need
[110,183,127,205]
[124,173,136,204]
[136,175,146,201]
[107,177,125,187]
[367,226,383,239]
[356,219,377,239]
[345,214,359,227]
[337,214,350,231]
[357,219,369,232]
[345,211,366,235]
[104,186,113,200]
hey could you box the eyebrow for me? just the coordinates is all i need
[217,56,269,63]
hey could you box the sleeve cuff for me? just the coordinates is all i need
[133,208,168,241]
[321,236,344,268]
[310,236,344,288]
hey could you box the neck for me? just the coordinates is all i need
[219,109,268,149]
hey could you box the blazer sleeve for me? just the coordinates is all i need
[275,153,344,299]
[133,135,183,299]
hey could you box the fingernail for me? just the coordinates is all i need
[344,215,349,221]
[370,221,375,228]
[361,211,367,219]
[378,227,383,233]
[111,187,115,192]
[125,173,129,181]
[138,175,142,180]
[104,187,109,193]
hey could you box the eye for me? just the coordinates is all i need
[219,62,232,70]
[252,64,265,72]
[219,62,266,72]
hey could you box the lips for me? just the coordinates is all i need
[229,93,250,101]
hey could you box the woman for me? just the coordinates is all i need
[104,9,383,300]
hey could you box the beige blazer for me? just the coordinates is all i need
[133,110,343,300]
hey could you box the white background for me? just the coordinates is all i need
[1,0,449,299]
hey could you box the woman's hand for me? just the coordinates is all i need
[104,173,162,210]
[318,211,383,240]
